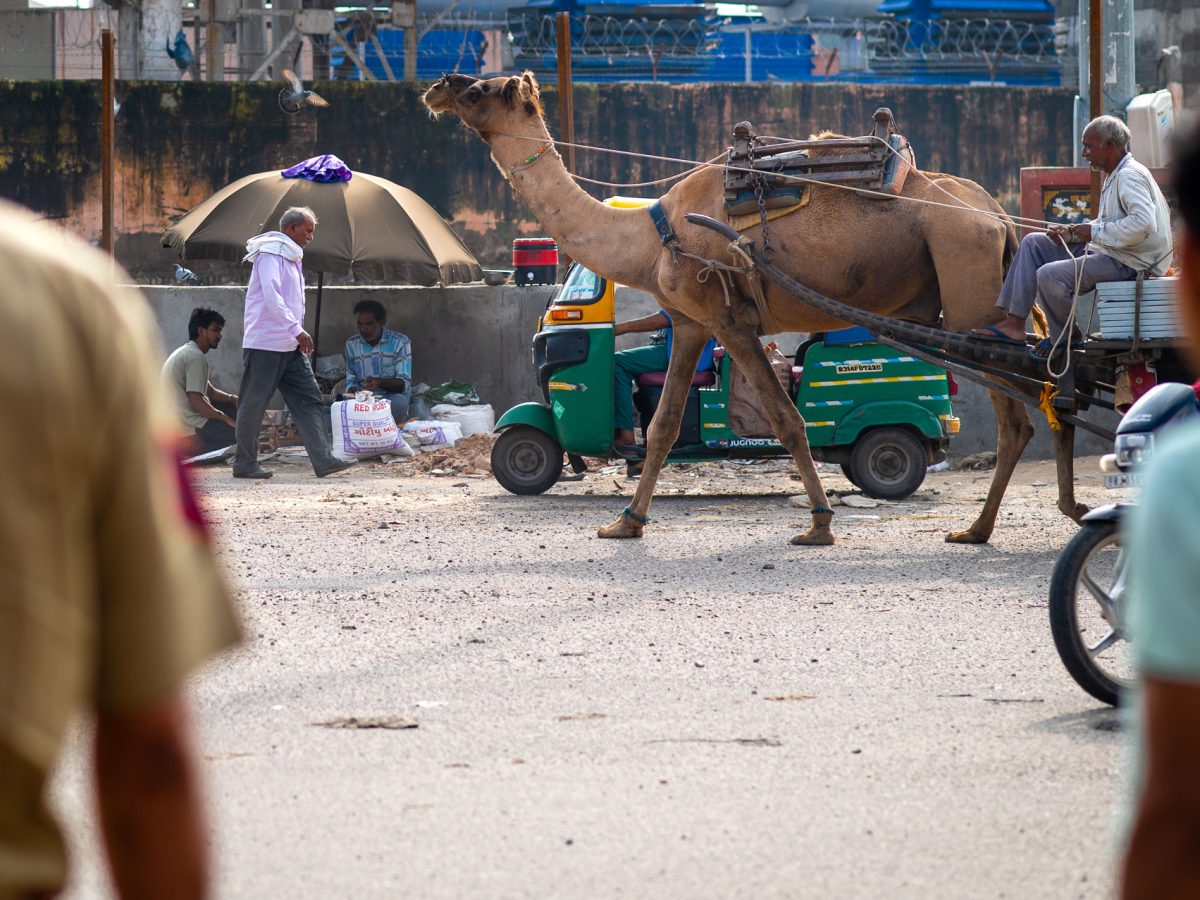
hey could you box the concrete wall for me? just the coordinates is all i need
[142,283,1090,458]
[0,79,1076,282]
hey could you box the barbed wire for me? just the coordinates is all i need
[865,16,1056,72]
[0,9,1058,82]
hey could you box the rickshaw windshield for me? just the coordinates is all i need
[554,264,605,305]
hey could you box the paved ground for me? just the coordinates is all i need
[54,454,1131,899]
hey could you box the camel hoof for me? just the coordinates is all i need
[597,517,643,539]
[945,528,990,545]
[790,510,834,546]
[1066,503,1090,524]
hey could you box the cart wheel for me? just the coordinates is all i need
[491,426,563,495]
[846,427,926,500]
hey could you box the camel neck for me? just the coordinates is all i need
[489,130,659,290]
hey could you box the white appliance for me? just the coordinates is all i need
[1126,90,1175,168]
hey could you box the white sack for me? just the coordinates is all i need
[331,396,410,460]
[402,419,463,447]
[430,403,495,437]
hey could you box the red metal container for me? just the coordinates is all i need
[512,237,558,285]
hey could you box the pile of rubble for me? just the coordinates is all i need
[397,432,497,476]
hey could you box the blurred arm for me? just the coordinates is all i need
[95,693,208,900]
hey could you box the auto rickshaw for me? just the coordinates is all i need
[491,199,960,500]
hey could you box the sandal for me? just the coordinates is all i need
[967,325,1025,345]
[1028,336,1083,361]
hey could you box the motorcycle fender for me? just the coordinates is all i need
[495,402,557,438]
[1081,503,1131,524]
[831,401,942,445]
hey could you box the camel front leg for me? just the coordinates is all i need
[711,325,834,546]
[597,319,708,539]
[947,391,1034,544]
[1052,420,1088,523]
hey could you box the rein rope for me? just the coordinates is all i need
[493,130,1067,232]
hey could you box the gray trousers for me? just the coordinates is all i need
[234,348,339,475]
[997,232,1137,340]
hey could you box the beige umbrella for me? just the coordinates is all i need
[162,165,482,352]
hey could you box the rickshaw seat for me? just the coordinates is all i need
[636,370,716,387]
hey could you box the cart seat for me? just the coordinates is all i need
[636,370,716,387]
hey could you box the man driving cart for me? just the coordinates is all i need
[968,115,1173,362]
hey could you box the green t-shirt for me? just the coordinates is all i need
[161,340,210,434]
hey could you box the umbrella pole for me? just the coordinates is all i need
[313,271,324,358]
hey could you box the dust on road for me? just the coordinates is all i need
[57,454,1129,900]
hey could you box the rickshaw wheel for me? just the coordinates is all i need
[845,427,926,500]
[492,426,563,495]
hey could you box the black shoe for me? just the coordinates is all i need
[233,468,273,479]
[315,459,355,478]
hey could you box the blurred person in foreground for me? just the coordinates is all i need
[1120,121,1200,899]
[0,199,240,899]
[233,206,352,479]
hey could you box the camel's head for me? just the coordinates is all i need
[422,71,544,138]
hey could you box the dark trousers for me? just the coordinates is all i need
[234,348,338,475]
[197,400,237,452]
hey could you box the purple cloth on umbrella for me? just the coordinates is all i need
[280,154,353,183]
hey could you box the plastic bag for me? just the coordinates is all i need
[431,403,495,437]
[331,396,410,460]
[426,381,481,406]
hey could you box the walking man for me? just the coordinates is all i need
[233,206,352,479]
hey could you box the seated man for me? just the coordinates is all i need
[969,115,1172,359]
[344,299,412,423]
[613,309,716,449]
[161,306,238,450]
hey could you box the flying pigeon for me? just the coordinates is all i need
[279,69,329,115]
[173,263,200,285]
[165,29,195,73]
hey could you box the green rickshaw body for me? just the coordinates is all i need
[796,337,955,450]
[493,228,958,499]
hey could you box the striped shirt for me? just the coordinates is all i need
[344,328,412,392]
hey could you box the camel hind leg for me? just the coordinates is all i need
[709,324,834,546]
[1052,420,1088,523]
[947,391,1033,543]
[597,318,709,539]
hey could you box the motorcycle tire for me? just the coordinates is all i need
[491,426,563,496]
[1048,519,1131,707]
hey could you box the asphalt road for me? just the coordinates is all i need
[54,455,1130,899]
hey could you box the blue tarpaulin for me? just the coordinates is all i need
[877,0,1053,12]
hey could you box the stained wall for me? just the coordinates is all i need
[0,79,1075,281]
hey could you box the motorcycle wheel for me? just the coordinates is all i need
[491,426,563,496]
[1048,519,1133,706]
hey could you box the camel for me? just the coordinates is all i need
[423,71,1087,546]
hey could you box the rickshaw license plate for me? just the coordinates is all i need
[1104,473,1142,490]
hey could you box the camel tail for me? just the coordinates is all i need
[1001,219,1048,337]
[1001,218,1019,277]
